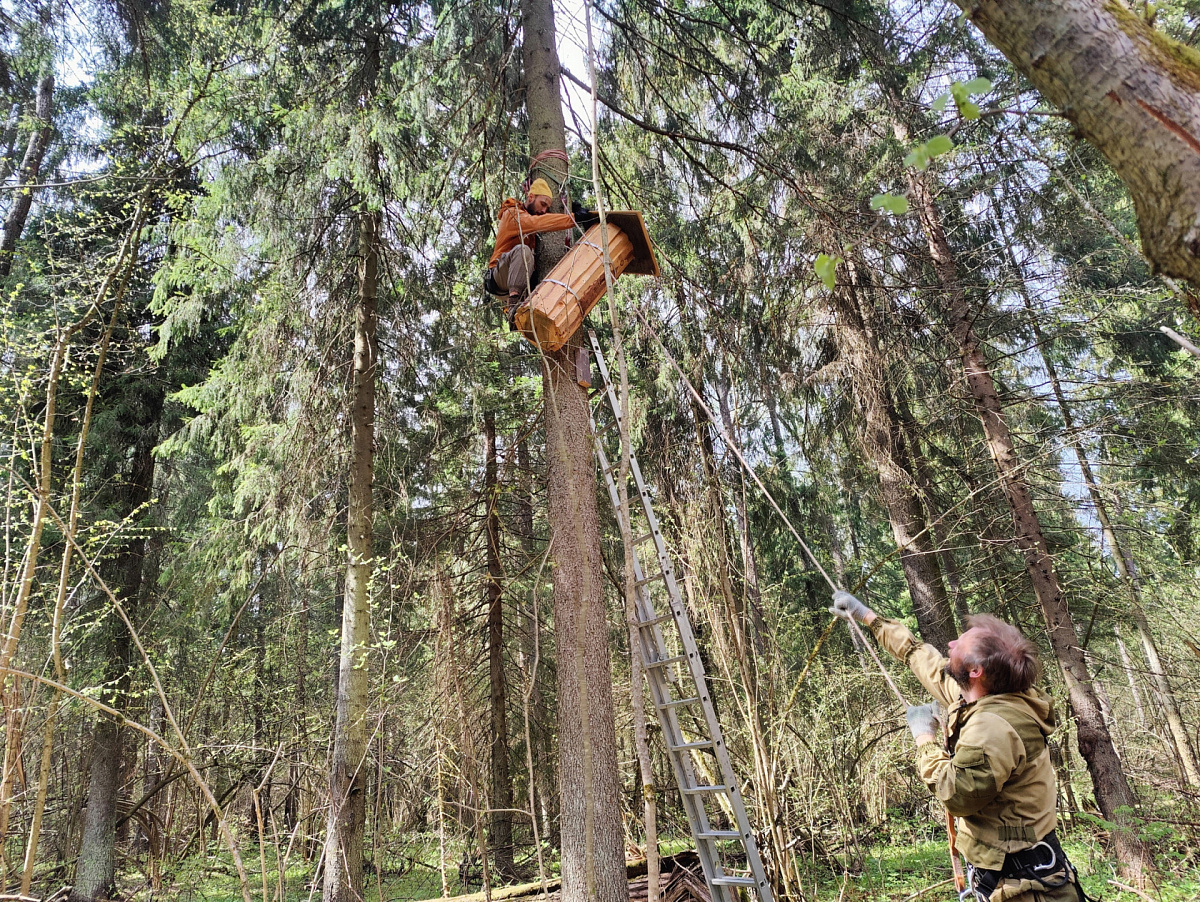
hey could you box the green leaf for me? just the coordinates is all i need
[903,148,928,169]
[961,101,981,120]
[926,134,954,156]
[870,193,909,215]
[814,253,841,289]
[932,93,950,113]
[962,77,992,94]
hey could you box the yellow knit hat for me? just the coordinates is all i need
[527,178,553,197]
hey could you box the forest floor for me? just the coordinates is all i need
[125,833,1199,902]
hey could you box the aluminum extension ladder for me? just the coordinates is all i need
[585,329,774,902]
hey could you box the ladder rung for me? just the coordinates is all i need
[657,696,699,709]
[670,739,714,751]
[634,530,654,545]
[696,830,741,840]
[634,572,662,588]
[645,654,686,668]
[680,784,726,794]
[637,613,673,628]
[711,877,757,887]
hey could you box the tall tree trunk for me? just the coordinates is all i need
[831,252,957,648]
[514,432,556,846]
[322,206,379,902]
[905,163,1152,880]
[70,385,163,902]
[0,71,53,278]
[716,380,769,650]
[1112,625,1148,731]
[484,412,515,877]
[253,596,270,835]
[996,202,1200,788]
[519,1,625,898]
[894,399,971,630]
[947,0,1200,292]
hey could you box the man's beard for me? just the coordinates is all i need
[943,660,972,693]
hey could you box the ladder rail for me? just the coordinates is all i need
[587,330,775,902]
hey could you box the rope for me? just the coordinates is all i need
[524,149,572,209]
[562,117,971,892]
[629,307,840,592]
[846,617,910,708]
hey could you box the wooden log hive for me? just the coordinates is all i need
[514,211,657,352]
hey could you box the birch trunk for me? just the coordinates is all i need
[907,166,1151,880]
[322,207,379,902]
[0,71,54,278]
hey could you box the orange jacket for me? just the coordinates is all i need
[487,197,578,268]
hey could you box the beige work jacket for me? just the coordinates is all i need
[869,617,1059,870]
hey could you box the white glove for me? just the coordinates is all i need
[906,704,939,741]
[828,590,872,623]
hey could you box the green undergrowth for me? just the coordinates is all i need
[817,836,1200,900]
[110,833,1199,902]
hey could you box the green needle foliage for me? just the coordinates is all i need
[1,0,1200,897]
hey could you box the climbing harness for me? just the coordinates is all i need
[964,830,1093,902]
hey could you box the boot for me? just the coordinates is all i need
[506,292,525,331]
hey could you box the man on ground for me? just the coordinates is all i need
[830,592,1085,902]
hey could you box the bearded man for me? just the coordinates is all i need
[830,592,1088,902]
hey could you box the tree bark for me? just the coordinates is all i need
[322,207,379,902]
[519,0,626,898]
[70,384,163,902]
[997,202,1200,788]
[951,0,1200,291]
[906,166,1152,880]
[0,71,53,278]
[831,252,957,649]
[484,411,515,877]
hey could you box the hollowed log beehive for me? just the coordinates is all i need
[514,211,658,353]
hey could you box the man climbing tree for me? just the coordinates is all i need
[830,592,1085,902]
[484,177,595,327]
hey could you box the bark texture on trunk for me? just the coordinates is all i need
[832,254,956,649]
[907,169,1151,880]
[322,208,379,902]
[0,72,53,278]
[70,384,162,902]
[953,0,1200,289]
[72,720,122,902]
[520,1,625,897]
[484,412,515,877]
[1003,217,1200,788]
